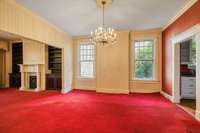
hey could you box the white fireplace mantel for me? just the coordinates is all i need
[19,64,44,92]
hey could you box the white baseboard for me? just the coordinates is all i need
[74,87,96,91]
[130,88,160,93]
[61,87,72,94]
[96,88,129,94]
[19,88,44,92]
[160,90,173,102]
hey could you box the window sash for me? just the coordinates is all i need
[135,40,154,60]
[79,61,94,78]
[134,60,154,80]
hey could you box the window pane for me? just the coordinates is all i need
[135,47,140,59]
[135,61,153,80]
[80,55,84,60]
[135,41,140,47]
[145,40,153,47]
[147,52,153,60]
[80,49,84,55]
[80,45,84,49]
[80,62,94,78]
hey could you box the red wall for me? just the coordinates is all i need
[162,1,200,95]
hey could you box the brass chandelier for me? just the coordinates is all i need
[91,0,117,46]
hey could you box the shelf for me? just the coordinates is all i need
[49,51,61,54]
[12,42,23,73]
[49,62,61,64]
[49,67,61,69]
[48,46,62,74]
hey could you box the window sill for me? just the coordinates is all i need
[130,79,160,84]
[77,77,96,80]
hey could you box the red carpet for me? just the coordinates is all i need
[0,88,200,133]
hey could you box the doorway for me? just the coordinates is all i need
[171,24,200,120]
[179,39,196,115]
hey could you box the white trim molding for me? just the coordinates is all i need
[131,88,160,93]
[160,90,173,102]
[172,24,200,44]
[171,24,200,121]
[96,88,130,94]
[61,87,72,94]
[74,87,96,91]
[163,0,198,30]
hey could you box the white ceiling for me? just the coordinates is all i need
[16,0,190,36]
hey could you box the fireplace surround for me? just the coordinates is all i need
[19,64,44,92]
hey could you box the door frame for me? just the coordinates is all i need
[171,24,200,120]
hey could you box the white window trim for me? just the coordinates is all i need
[77,41,96,79]
[132,38,157,81]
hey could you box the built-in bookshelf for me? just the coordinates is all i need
[48,46,62,74]
[46,46,62,90]
[12,43,23,73]
[9,42,23,87]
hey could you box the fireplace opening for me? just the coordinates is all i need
[29,76,37,89]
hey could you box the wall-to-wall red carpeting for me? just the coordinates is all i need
[0,88,200,133]
[162,1,200,95]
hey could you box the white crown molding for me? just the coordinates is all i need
[162,0,198,31]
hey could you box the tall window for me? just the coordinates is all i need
[134,40,154,80]
[79,43,95,78]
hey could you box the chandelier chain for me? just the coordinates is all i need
[102,1,105,27]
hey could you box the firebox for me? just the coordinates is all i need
[29,76,37,89]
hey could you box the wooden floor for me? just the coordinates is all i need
[178,99,196,116]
